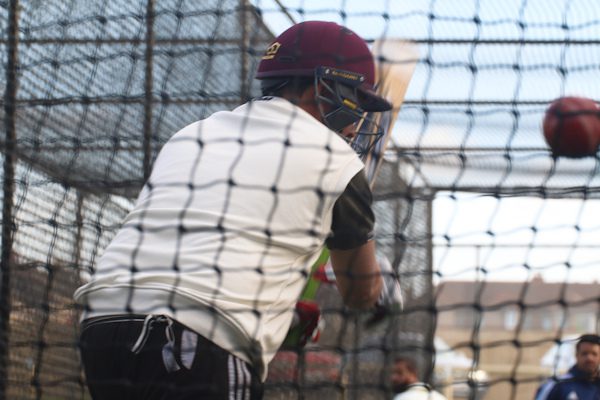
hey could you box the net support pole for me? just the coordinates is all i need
[239,0,249,103]
[143,0,155,181]
[0,1,19,398]
[423,196,435,385]
[73,193,84,285]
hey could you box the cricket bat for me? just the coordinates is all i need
[361,39,419,187]
[281,39,419,349]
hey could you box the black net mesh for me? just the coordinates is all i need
[1,1,599,400]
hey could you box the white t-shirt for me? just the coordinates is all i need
[74,97,365,381]
[394,384,448,400]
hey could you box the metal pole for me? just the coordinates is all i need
[424,194,435,385]
[272,0,296,25]
[0,1,20,398]
[143,0,155,181]
[239,0,249,102]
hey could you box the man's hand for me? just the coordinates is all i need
[366,256,403,327]
[317,255,403,325]
[376,256,403,309]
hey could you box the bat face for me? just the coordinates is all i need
[360,39,419,186]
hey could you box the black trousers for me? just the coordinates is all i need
[79,315,263,400]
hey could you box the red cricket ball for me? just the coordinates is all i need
[543,96,600,158]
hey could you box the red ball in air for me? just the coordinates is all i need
[543,96,600,158]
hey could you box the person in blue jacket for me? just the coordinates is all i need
[535,334,600,400]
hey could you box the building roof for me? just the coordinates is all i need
[3,0,274,198]
[436,276,600,309]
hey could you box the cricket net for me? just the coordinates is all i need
[0,1,599,400]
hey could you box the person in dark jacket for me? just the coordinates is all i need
[535,334,600,400]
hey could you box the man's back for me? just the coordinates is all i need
[74,96,365,379]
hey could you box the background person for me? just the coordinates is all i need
[392,356,448,400]
[535,334,600,400]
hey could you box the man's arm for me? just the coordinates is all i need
[325,170,382,309]
[329,240,382,309]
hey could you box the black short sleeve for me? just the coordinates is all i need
[325,169,375,250]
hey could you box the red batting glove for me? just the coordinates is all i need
[290,300,323,346]
[313,260,336,284]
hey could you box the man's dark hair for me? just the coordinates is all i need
[260,77,314,97]
[576,334,600,351]
[394,356,419,376]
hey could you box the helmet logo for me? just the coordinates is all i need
[328,68,364,84]
[262,42,281,60]
[317,67,364,88]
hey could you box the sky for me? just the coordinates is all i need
[251,0,600,283]
[433,192,600,282]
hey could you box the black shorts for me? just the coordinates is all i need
[79,315,263,400]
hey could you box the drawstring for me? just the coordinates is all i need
[165,317,175,344]
[129,315,197,372]
[131,315,172,354]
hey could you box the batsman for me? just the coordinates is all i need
[75,20,404,400]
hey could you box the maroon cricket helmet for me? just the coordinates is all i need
[255,21,391,112]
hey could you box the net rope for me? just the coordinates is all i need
[1,0,599,399]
